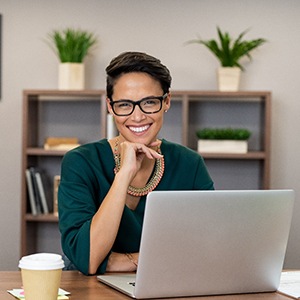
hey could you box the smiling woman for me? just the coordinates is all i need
[58,51,214,276]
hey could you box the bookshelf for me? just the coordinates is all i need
[21,90,271,256]
[167,91,271,190]
[21,90,107,256]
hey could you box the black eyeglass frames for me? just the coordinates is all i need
[109,93,168,116]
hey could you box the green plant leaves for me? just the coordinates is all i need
[196,128,251,140]
[187,27,266,70]
[47,28,97,63]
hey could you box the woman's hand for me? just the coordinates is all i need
[106,252,139,272]
[118,140,163,181]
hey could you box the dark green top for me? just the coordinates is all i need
[58,139,214,275]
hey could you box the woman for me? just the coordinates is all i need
[58,51,214,275]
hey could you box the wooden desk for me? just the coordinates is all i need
[0,271,293,300]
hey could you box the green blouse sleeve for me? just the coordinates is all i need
[58,141,113,275]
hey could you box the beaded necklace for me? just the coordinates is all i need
[113,137,165,197]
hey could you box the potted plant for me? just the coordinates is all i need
[187,27,266,91]
[196,127,251,153]
[47,28,97,90]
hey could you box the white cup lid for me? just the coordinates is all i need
[19,253,65,270]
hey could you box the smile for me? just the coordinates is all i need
[128,125,150,133]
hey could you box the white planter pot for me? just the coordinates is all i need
[217,67,241,91]
[198,139,248,154]
[59,63,85,90]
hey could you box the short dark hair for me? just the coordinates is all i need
[106,52,172,99]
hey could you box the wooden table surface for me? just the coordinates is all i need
[0,271,293,300]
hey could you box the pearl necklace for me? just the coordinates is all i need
[113,137,165,197]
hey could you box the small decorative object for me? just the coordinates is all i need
[196,127,251,154]
[187,27,266,91]
[47,28,97,90]
[44,137,80,151]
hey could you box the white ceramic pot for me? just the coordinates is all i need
[217,67,241,91]
[58,63,84,90]
[198,139,248,154]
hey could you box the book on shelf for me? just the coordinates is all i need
[35,171,49,214]
[25,169,38,216]
[53,175,61,216]
[25,167,51,215]
[29,167,42,214]
[44,137,80,151]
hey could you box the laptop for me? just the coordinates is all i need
[98,189,294,299]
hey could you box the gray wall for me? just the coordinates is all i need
[0,0,299,270]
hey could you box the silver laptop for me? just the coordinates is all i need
[98,190,294,299]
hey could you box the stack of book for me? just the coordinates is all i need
[44,137,80,151]
[25,167,50,215]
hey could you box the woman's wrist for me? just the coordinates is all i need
[114,167,135,185]
[106,252,138,272]
[125,253,138,268]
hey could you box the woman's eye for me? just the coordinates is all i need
[117,102,131,109]
[143,99,158,106]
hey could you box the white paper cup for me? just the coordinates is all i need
[19,253,65,300]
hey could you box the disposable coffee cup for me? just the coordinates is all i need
[19,253,65,300]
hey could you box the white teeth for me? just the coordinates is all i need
[129,125,150,133]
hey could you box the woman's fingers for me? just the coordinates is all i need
[119,140,163,163]
[134,143,163,159]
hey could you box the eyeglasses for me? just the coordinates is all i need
[109,93,168,116]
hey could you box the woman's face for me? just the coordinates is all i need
[107,72,171,146]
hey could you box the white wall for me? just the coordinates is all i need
[0,0,299,270]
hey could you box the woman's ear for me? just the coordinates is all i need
[164,93,171,112]
[106,97,113,114]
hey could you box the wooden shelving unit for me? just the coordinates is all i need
[21,90,107,256]
[21,90,271,256]
[161,90,271,190]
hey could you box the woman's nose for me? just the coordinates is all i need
[130,105,146,122]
